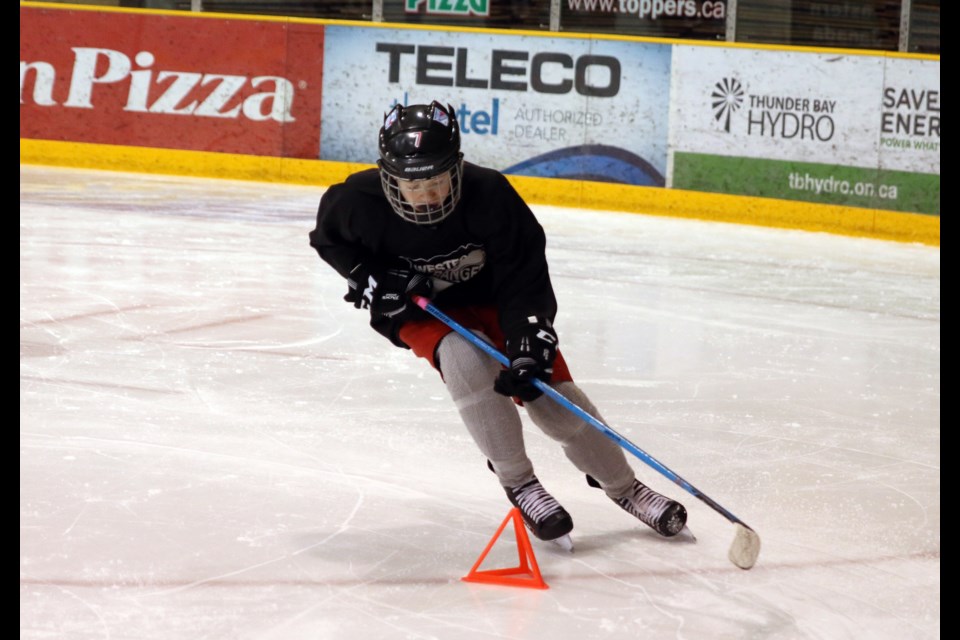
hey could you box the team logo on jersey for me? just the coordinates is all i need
[403,243,486,287]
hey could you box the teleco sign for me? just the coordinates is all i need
[19,7,324,159]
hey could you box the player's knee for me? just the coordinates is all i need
[526,382,598,442]
[436,332,499,391]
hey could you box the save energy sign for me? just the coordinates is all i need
[669,46,940,215]
[319,26,671,187]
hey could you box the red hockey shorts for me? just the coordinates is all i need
[398,304,572,383]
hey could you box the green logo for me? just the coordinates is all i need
[405,0,490,17]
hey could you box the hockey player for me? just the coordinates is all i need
[309,101,687,544]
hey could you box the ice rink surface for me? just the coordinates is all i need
[20,165,939,639]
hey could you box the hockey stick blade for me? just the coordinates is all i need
[552,534,575,553]
[729,524,761,570]
[413,296,761,570]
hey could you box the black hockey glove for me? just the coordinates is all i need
[343,262,379,309]
[493,317,558,402]
[369,267,433,323]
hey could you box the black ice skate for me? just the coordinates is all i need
[612,479,687,537]
[504,477,574,542]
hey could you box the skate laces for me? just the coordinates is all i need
[511,479,565,525]
[618,481,674,527]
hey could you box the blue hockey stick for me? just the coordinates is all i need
[412,296,761,569]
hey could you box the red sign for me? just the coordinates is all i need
[20,6,324,159]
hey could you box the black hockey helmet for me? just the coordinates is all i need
[378,101,464,225]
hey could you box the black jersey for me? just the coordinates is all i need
[309,162,558,343]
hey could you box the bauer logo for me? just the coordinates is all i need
[405,0,489,17]
[20,47,297,122]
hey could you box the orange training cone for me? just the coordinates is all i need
[461,507,549,589]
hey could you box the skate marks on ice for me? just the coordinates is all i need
[20,166,939,639]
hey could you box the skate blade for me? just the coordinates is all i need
[674,525,697,542]
[551,534,574,552]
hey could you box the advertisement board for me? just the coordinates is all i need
[320,26,671,186]
[20,5,939,222]
[669,45,940,214]
[878,57,940,175]
[562,0,726,40]
[20,6,325,159]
